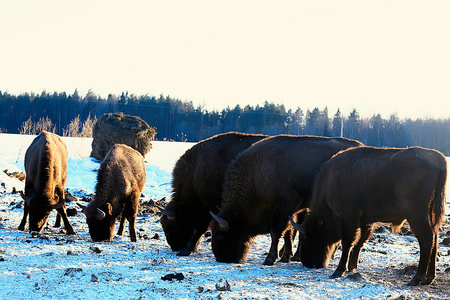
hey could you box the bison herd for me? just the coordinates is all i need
[18,131,447,286]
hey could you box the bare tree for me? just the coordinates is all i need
[63,114,97,137]
[20,116,56,135]
[19,117,34,135]
[63,115,80,137]
[80,113,96,137]
[35,116,56,134]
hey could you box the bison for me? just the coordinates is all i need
[79,144,146,242]
[210,135,363,265]
[290,146,447,286]
[18,131,75,235]
[160,132,267,256]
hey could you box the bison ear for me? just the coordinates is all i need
[288,216,305,234]
[300,208,310,215]
[210,211,229,230]
[105,203,113,215]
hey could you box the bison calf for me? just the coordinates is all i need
[80,144,146,242]
[291,146,447,286]
[19,131,75,235]
[210,135,363,265]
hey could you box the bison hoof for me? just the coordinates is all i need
[279,257,290,263]
[177,249,192,256]
[407,275,434,286]
[347,265,357,272]
[263,258,276,266]
[291,254,301,262]
[330,270,344,279]
[407,275,426,286]
[420,277,435,285]
[31,231,41,237]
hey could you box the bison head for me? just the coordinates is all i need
[159,202,197,252]
[28,204,52,233]
[210,211,252,263]
[81,202,116,242]
[290,215,341,269]
[21,191,63,233]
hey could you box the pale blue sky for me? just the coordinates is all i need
[1,0,449,119]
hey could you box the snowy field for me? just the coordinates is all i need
[0,133,450,299]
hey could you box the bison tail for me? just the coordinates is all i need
[430,162,447,234]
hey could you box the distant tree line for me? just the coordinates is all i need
[0,90,449,155]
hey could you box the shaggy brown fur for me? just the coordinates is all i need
[297,146,447,286]
[82,144,146,242]
[19,131,75,234]
[210,135,363,265]
[160,132,267,256]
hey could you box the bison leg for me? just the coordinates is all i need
[348,224,374,272]
[290,210,307,262]
[264,233,282,265]
[178,211,213,256]
[127,214,137,242]
[264,213,290,265]
[54,188,73,234]
[279,229,301,261]
[55,207,75,235]
[279,229,294,263]
[291,244,302,262]
[117,211,126,236]
[407,218,435,286]
[422,234,439,285]
[18,202,29,231]
[54,213,62,228]
[124,196,138,242]
[54,188,64,227]
[19,183,33,231]
[177,228,206,256]
[54,204,68,228]
[332,221,360,278]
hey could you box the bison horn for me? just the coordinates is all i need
[48,200,65,210]
[288,216,304,234]
[20,190,31,205]
[160,208,176,220]
[210,211,229,230]
[95,208,106,220]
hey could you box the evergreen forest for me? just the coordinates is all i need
[0,90,449,155]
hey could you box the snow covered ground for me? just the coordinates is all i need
[0,133,450,299]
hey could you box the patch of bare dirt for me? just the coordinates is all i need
[3,169,25,181]
[138,197,167,216]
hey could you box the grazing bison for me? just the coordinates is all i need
[160,132,267,256]
[290,146,447,286]
[79,144,146,242]
[210,135,363,265]
[19,131,75,235]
